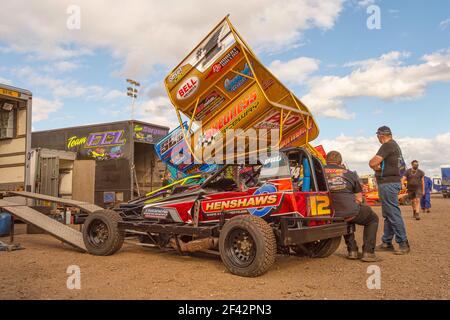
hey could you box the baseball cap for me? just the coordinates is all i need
[376,126,392,135]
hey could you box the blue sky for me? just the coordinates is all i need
[1,0,449,175]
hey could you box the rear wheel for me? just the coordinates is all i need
[219,215,276,277]
[293,236,342,258]
[83,210,124,256]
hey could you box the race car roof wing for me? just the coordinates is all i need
[164,15,321,164]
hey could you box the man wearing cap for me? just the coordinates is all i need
[403,160,425,220]
[369,126,410,255]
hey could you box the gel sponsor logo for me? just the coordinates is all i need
[85,130,126,148]
[224,63,253,92]
[201,184,281,217]
[177,76,199,100]
[205,47,240,79]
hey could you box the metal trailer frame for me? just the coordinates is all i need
[0,191,103,251]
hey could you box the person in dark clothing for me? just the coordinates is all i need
[325,151,380,262]
[403,160,425,220]
[369,126,410,255]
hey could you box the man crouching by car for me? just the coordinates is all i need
[324,151,380,262]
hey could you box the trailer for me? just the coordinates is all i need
[0,84,32,193]
[441,165,450,198]
[32,120,170,207]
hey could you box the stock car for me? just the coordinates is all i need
[82,147,355,277]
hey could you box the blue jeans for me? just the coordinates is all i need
[378,182,408,244]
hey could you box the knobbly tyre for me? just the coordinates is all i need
[81,147,355,277]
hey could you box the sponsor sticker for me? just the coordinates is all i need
[224,63,253,92]
[168,67,183,84]
[197,91,258,147]
[143,207,170,219]
[195,90,225,120]
[255,112,302,130]
[0,88,20,98]
[177,76,200,100]
[201,184,281,217]
[205,46,240,79]
[262,78,275,91]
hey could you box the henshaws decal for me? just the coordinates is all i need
[201,184,282,217]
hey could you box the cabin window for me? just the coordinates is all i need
[0,101,15,139]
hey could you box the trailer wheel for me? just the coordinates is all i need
[219,215,276,277]
[293,236,342,258]
[83,210,124,256]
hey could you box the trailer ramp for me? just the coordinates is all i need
[0,199,87,252]
[7,191,103,214]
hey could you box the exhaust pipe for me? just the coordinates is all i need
[170,237,218,253]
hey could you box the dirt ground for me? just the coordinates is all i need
[1,194,449,300]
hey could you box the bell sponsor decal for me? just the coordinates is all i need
[177,76,200,100]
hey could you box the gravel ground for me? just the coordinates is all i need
[1,194,449,300]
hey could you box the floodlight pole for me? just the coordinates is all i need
[126,78,140,120]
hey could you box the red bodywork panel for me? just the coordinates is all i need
[144,177,334,225]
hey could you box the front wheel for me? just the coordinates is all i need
[219,215,276,277]
[82,210,125,256]
[293,236,342,258]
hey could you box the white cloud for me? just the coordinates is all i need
[32,97,62,122]
[440,18,450,30]
[302,49,450,119]
[13,66,124,101]
[0,0,344,76]
[137,96,179,128]
[319,132,450,176]
[52,61,79,72]
[0,77,12,85]
[269,57,320,84]
[357,0,375,7]
[102,89,124,101]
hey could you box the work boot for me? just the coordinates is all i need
[414,211,421,220]
[361,252,381,262]
[375,242,395,252]
[394,241,411,255]
[347,251,359,260]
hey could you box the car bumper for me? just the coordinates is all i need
[279,218,355,246]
